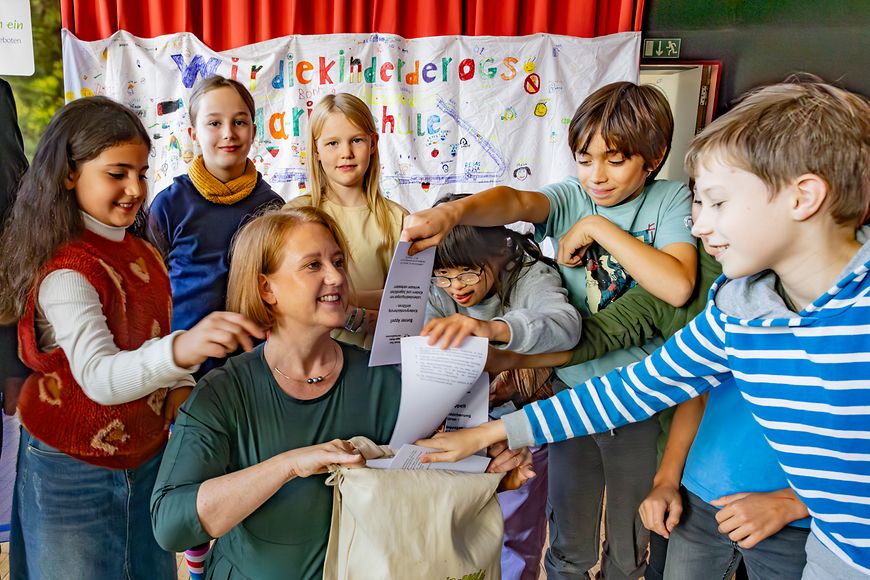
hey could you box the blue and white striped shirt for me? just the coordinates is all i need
[503,243,870,573]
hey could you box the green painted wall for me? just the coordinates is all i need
[643,0,869,114]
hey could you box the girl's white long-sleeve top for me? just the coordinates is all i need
[33,212,196,406]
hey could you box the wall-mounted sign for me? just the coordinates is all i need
[0,0,34,76]
[643,38,681,59]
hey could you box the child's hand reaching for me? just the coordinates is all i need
[487,441,535,491]
[417,420,508,464]
[485,346,520,376]
[557,215,604,267]
[401,205,460,256]
[162,386,193,430]
[173,311,265,368]
[422,314,510,349]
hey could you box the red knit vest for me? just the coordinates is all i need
[17,230,173,469]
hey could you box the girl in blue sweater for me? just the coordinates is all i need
[149,75,282,377]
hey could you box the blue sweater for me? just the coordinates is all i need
[682,380,810,527]
[503,230,870,574]
[149,174,283,333]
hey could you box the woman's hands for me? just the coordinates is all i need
[422,314,510,349]
[173,312,264,369]
[285,439,364,479]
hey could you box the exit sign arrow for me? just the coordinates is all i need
[643,38,681,59]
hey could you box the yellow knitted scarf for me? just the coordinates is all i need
[188,155,258,205]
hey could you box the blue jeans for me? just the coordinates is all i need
[10,427,176,580]
[665,488,808,580]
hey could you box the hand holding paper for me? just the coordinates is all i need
[389,335,489,448]
[369,241,435,367]
[422,313,511,349]
[400,203,460,256]
[416,419,508,465]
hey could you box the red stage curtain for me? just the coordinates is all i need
[62,0,643,51]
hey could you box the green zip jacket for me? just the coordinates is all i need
[564,248,722,462]
[567,248,722,367]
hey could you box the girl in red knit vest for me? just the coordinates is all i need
[0,97,262,580]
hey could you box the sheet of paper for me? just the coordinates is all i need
[365,458,396,469]
[383,445,491,473]
[389,335,488,447]
[369,241,436,367]
[445,372,489,432]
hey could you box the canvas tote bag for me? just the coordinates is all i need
[322,436,504,580]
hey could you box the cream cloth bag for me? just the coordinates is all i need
[323,436,504,580]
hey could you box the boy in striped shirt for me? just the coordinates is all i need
[413,78,870,579]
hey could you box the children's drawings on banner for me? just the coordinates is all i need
[62,30,640,210]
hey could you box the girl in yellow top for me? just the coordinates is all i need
[285,93,407,348]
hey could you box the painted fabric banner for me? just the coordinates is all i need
[62,30,639,211]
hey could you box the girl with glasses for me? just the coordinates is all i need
[423,195,581,580]
[424,196,580,353]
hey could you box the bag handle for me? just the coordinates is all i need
[347,436,394,460]
[325,436,395,485]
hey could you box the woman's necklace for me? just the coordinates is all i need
[272,341,340,384]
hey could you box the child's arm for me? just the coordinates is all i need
[424,314,511,349]
[402,186,551,255]
[639,396,706,538]
[487,261,581,354]
[423,286,508,348]
[710,488,809,548]
[558,214,697,306]
[486,273,677,374]
[39,271,263,405]
[417,304,731,461]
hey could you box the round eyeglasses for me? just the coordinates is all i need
[431,268,483,288]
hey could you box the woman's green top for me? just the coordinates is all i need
[151,342,401,580]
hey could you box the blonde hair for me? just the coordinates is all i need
[685,76,870,226]
[227,207,351,330]
[306,93,399,270]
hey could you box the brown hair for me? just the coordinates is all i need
[568,81,674,180]
[685,76,870,226]
[306,93,400,271]
[0,96,150,323]
[226,207,351,330]
[188,75,256,126]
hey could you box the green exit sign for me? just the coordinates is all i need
[644,38,681,59]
